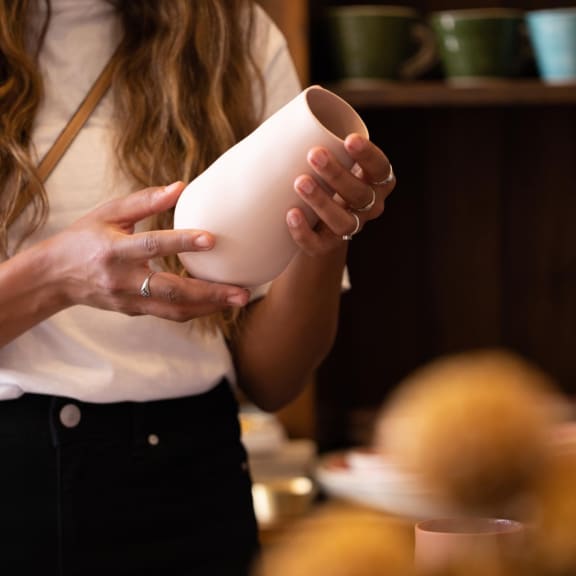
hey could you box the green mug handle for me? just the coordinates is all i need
[401,23,438,80]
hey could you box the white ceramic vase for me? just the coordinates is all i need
[174,85,369,287]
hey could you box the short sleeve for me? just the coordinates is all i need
[251,5,302,120]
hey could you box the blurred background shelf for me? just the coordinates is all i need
[327,80,576,108]
[258,0,576,456]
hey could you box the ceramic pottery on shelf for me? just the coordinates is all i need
[174,85,368,287]
[526,8,576,84]
[326,5,437,82]
[430,8,526,84]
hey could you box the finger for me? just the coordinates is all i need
[115,228,214,261]
[286,208,341,254]
[93,181,186,225]
[344,134,394,190]
[307,147,370,210]
[294,175,363,239]
[136,272,250,314]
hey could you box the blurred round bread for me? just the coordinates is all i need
[254,504,414,576]
[376,349,567,514]
[531,450,576,575]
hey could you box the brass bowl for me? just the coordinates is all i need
[252,476,317,529]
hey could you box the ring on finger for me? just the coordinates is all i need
[355,185,376,213]
[372,164,394,186]
[342,212,361,241]
[139,271,156,298]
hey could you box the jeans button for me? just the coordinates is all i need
[147,433,160,446]
[59,404,82,428]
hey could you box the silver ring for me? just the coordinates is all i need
[139,271,155,298]
[342,212,361,241]
[372,164,394,186]
[355,185,376,213]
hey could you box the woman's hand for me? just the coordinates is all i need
[45,181,250,321]
[286,133,396,254]
[234,134,394,410]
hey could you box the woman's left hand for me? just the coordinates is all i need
[287,133,395,255]
[237,134,394,410]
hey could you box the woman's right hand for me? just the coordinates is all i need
[44,181,250,321]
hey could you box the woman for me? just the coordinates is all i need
[0,1,395,575]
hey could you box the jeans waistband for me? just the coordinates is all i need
[0,379,241,450]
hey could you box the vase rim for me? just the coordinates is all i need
[304,85,369,142]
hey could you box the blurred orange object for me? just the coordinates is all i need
[376,349,568,516]
[254,504,414,576]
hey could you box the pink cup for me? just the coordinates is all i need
[414,517,525,573]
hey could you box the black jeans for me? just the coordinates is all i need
[0,380,259,576]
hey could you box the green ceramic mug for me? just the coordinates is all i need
[326,5,436,82]
[430,8,526,84]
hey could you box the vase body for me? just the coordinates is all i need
[174,85,368,287]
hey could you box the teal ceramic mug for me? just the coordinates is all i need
[526,8,576,84]
[326,5,436,82]
[430,8,526,84]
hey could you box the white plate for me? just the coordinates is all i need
[315,449,458,520]
[316,424,576,520]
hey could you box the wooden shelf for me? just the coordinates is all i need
[325,80,576,108]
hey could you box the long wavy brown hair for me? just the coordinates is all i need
[0,0,265,333]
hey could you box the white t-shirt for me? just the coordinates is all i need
[0,1,302,402]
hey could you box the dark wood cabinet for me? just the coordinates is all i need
[258,0,576,451]
[307,0,576,451]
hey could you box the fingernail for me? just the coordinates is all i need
[296,177,315,196]
[310,149,328,168]
[194,233,212,249]
[346,135,365,153]
[227,291,249,307]
[287,211,301,228]
[164,181,183,194]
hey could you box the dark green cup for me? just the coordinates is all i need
[326,5,436,81]
[430,8,525,83]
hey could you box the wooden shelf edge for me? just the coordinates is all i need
[324,80,576,108]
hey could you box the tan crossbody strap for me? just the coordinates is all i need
[37,49,118,183]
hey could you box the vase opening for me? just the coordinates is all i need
[306,87,369,141]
